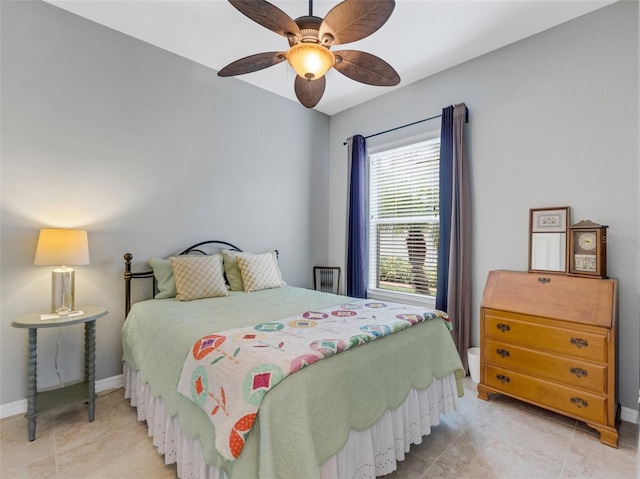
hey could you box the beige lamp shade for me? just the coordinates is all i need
[34,229,90,266]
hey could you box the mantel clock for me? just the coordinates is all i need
[568,220,608,278]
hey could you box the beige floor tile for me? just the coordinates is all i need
[563,429,637,479]
[51,388,178,479]
[424,427,563,479]
[558,469,594,479]
[403,415,467,467]
[55,416,176,478]
[53,389,136,454]
[0,453,58,479]
[0,413,57,479]
[469,397,575,465]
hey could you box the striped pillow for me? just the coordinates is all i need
[236,251,285,293]
[170,254,228,301]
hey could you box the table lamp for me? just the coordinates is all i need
[34,228,90,315]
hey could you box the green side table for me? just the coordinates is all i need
[11,307,108,441]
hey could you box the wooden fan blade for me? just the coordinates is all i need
[319,0,395,45]
[228,0,301,40]
[333,50,400,86]
[218,52,287,77]
[294,75,326,108]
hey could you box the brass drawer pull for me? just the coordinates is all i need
[496,374,510,384]
[570,337,589,348]
[496,323,511,333]
[570,397,589,408]
[496,348,510,358]
[569,367,588,378]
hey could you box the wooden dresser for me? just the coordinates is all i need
[477,270,619,447]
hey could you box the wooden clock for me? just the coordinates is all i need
[568,220,608,278]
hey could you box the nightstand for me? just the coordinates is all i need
[11,307,108,441]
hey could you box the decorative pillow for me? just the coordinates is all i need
[170,254,228,301]
[221,249,244,291]
[148,257,176,299]
[236,251,286,293]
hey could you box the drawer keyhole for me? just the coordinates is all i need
[496,348,510,358]
[496,374,510,384]
[570,397,589,408]
[569,367,588,378]
[570,337,589,349]
[496,323,510,333]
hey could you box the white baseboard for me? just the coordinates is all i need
[95,374,124,392]
[621,405,639,424]
[0,374,124,419]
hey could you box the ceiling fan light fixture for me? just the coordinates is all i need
[222,0,400,107]
[286,43,335,80]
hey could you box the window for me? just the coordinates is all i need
[368,136,440,303]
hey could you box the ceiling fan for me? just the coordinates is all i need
[218,0,401,108]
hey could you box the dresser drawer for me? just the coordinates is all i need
[485,364,607,424]
[484,313,607,362]
[484,339,607,393]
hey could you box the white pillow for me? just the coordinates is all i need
[236,251,286,293]
[170,254,228,301]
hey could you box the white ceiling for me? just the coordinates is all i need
[44,0,616,115]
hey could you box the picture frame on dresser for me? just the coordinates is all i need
[528,206,570,274]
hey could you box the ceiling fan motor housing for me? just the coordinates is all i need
[289,16,333,46]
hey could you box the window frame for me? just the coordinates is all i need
[366,130,441,308]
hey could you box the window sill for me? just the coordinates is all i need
[367,288,436,309]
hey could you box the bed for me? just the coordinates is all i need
[121,241,465,478]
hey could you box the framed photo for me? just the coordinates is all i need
[528,206,570,274]
[531,207,569,233]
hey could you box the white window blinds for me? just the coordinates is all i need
[368,138,440,297]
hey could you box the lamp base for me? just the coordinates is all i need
[52,267,75,314]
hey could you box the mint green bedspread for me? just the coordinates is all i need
[121,286,464,479]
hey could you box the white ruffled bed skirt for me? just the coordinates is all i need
[124,364,460,479]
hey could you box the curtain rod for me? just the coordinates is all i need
[342,107,468,146]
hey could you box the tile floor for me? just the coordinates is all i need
[1,377,637,479]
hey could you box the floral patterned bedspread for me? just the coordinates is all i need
[177,299,452,460]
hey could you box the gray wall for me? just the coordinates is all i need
[1,1,329,405]
[328,0,639,412]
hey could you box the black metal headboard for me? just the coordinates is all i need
[124,240,243,316]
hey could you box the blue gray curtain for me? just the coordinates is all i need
[346,134,367,298]
[436,106,454,311]
[436,104,471,371]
